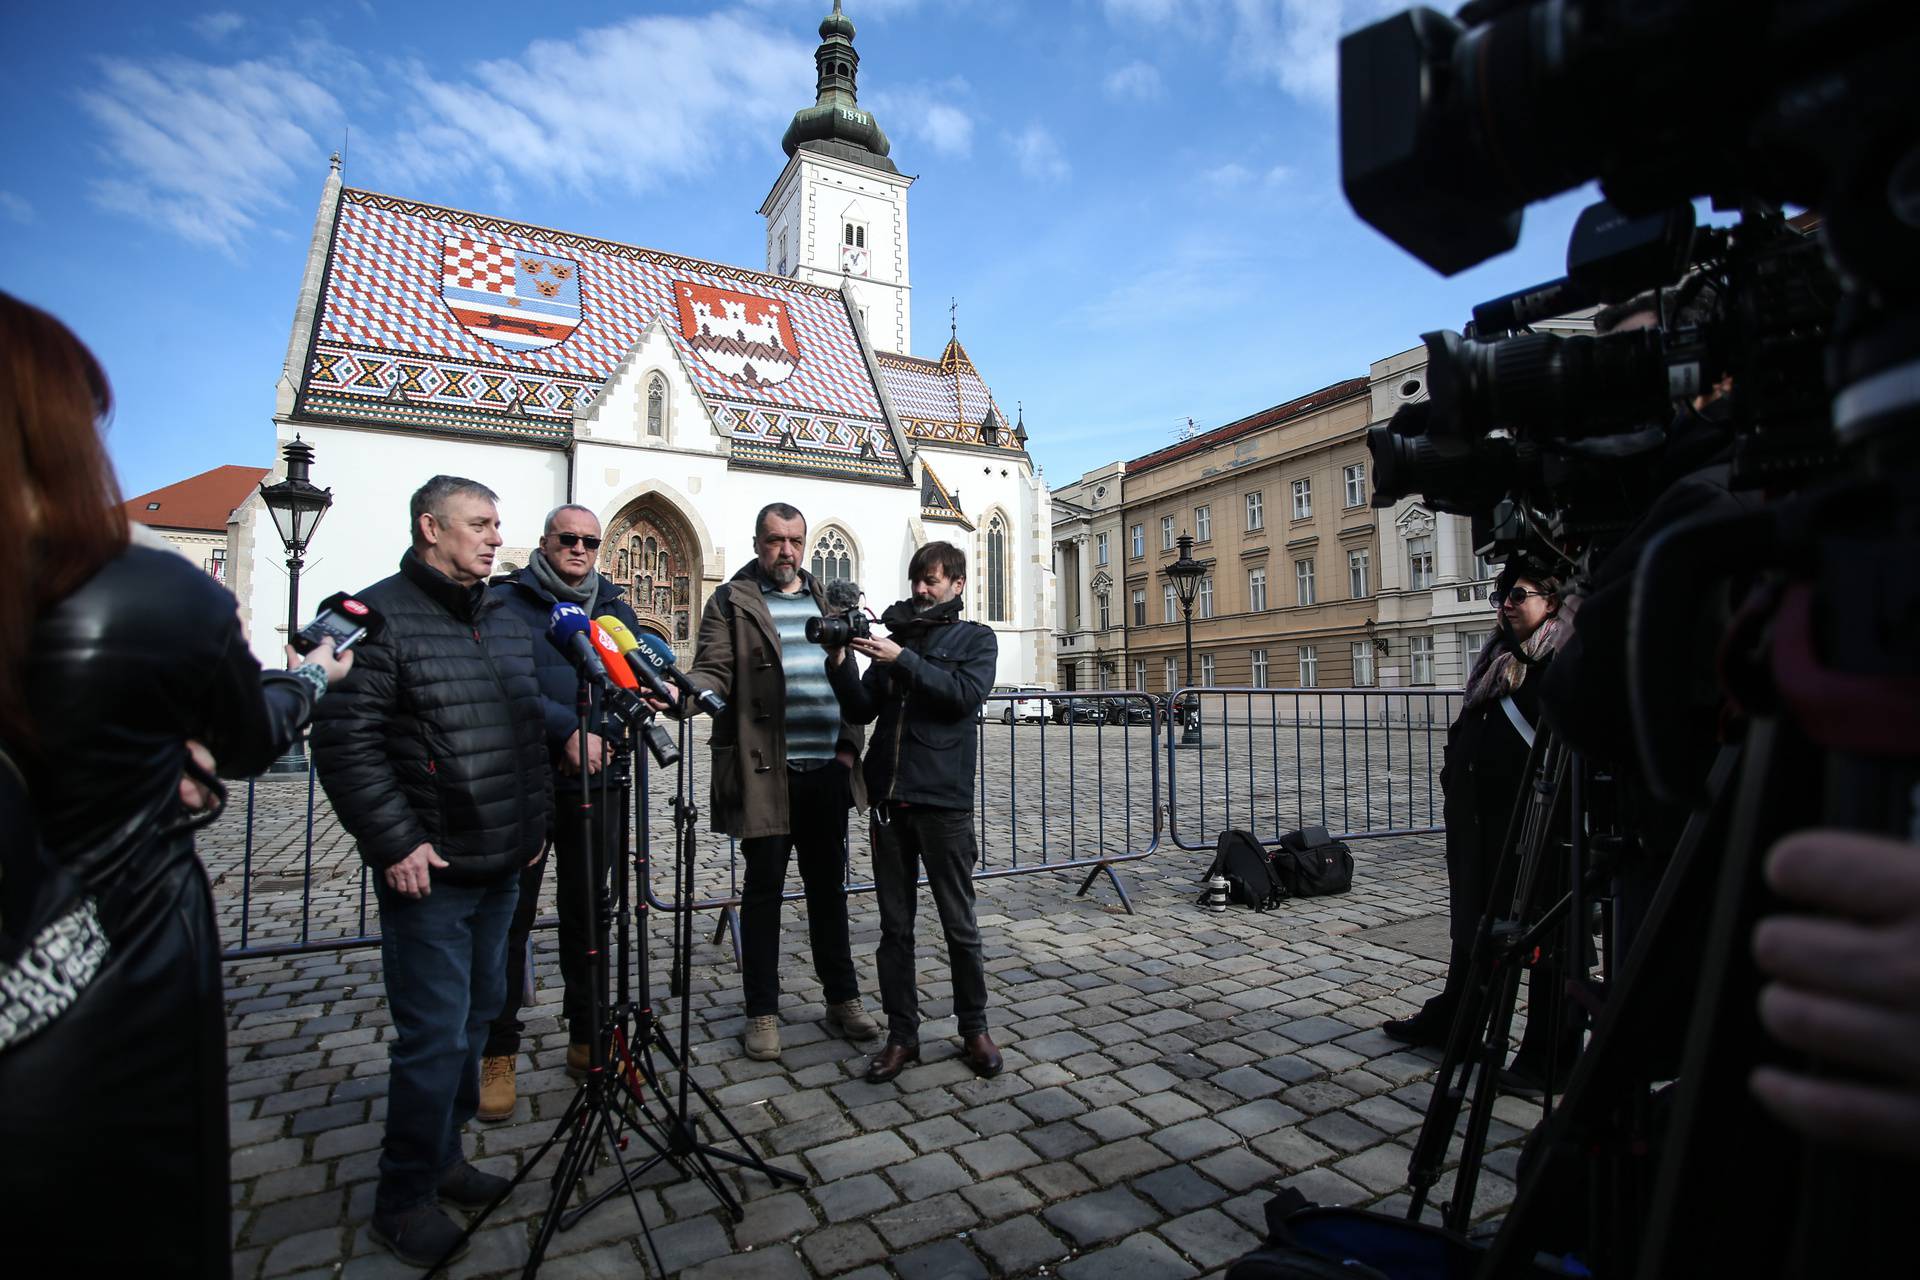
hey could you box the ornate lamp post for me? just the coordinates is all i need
[1162,532,1209,747]
[258,436,334,773]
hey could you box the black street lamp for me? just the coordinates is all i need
[1162,532,1209,747]
[258,436,334,773]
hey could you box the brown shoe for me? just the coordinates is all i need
[864,1042,920,1084]
[477,1055,515,1122]
[566,1043,593,1078]
[962,1032,1003,1078]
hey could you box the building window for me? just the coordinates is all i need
[1200,652,1216,685]
[1195,505,1211,542]
[986,515,1010,621]
[1250,648,1270,688]
[1296,558,1316,606]
[1474,551,1498,580]
[646,373,667,436]
[1134,658,1147,691]
[1344,463,1366,508]
[1410,634,1435,685]
[1095,532,1109,566]
[1408,535,1434,590]
[1160,516,1175,551]
[1348,548,1370,598]
[1299,645,1318,688]
[1248,567,1268,612]
[1164,656,1178,692]
[1131,588,1147,626]
[1460,629,1492,670]
[1163,583,1178,624]
[777,231,789,276]
[1130,523,1145,558]
[206,546,228,584]
[1197,575,1214,619]
[1246,491,1264,531]
[843,221,866,248]
[1352,641,1376,687]
[1098,665,1112,691]
[810,527,854,583]
[1292,478,1312,519]
[1097,592,1111,631]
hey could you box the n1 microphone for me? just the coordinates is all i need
[547,604,609,683]
[592,615,677,706]
[588,620,641,692]
[632,629,727,719]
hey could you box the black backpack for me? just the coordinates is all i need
[1268,826,1355,897]
[1202,828,1286,911]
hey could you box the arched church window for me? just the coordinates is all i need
[844,223,855,246]
[646,374,666,437]
[986,515,1009,622]
[810,527,855,584]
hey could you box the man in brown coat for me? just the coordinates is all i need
[682,503,878,1062]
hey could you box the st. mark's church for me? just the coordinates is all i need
[236,3,1054,684]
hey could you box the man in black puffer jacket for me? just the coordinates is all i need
[312,475,550,1268]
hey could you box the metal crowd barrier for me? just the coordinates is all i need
[1164,686,1463,854]
[214,690,1165,960]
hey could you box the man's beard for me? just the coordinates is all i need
[767,561,797,586]
[913,596,938,615]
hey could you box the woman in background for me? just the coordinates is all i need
[0,292,348,1274]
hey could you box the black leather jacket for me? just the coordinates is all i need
[13,545,316,903]
[312,550,551,883]
[829,614,997,810]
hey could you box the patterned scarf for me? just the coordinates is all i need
[1462,609,1570,711]
[529,549,598,611]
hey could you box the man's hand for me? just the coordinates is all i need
[642,683,679,714]
[178,740,220,812]
[288,637,354,685]
[386,843,448,899]
[1749,829,1920,1159]
[851,635,902,664]
[564,730,608,776]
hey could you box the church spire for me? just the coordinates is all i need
[781,3,897,173]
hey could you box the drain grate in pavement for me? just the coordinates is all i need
[1349,911,1452,963]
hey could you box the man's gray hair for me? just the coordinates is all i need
[409,475,499,547]
[543,503,599,534]
[755,502,805,539]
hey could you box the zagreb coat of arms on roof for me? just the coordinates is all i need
[441,235,582,352]
[673,282,800,388]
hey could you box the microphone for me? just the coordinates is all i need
[588,620,641,692]
[632,629,728,718]
[547,604,609,683]
[823,577,862,614]
[593,615,678,706]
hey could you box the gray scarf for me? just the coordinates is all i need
[529,549,598,611]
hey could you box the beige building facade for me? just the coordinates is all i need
[1050,461,1127,690]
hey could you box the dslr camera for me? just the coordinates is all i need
[805,577,871,648]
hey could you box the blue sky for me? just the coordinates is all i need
[2,0,1607,499]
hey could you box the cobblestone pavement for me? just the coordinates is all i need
[213,722,1550,1279]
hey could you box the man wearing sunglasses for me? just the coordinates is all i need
[478,504,642,1120]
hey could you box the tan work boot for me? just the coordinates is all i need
[744,1015,782,1062]
[476,1055,515,1122]
[824,998,880,1042]
[566,1043,593,1079]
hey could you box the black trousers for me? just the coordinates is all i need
[738,762,858,1018]
[870,803,990,1046]
[485,782,625,1055]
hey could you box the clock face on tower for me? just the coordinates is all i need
[840,244,869,277]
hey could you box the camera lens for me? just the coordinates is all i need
[806,615,852,648]
[1424,328,1671,441]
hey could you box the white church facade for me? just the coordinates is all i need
[240,3,1054,686]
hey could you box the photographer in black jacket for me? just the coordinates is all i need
[828,541,1002,1085]
[311,475,550,1268]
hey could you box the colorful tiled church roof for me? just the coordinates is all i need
[918,460,971,528]
[874,337,1028,455]
[125,465,270,531]
[297,187,909,484]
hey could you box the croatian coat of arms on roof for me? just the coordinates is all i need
[440,235,582,352]
[673,282,800,388]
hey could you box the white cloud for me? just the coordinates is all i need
[1201,162,1252,190]
[1011,124,1069,182]
[191,12,246,42]
[1103,60,1163,101]
[78,56,341,251]
[387,12,813,197]
[1226,0,1402,108]
[0,191,33,223]
[870,79,975,158]
[1102,0,1193,24]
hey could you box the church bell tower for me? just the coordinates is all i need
[759,1,914,355]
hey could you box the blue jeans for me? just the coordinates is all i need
[374,871,519,1214]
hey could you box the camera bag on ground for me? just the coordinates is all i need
[1201,828,1285,911]
[1224,1187,1488,1280]
[1270,826,1355,897]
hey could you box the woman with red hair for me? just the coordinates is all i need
[0,292,347,1274]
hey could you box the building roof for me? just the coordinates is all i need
[124,465,268,532]
[1126,377,1370,475]
[874,338,1027,455]
[298,187,910,484]
[919,460,972,528]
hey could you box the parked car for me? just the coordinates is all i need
[1050,697,1110,726]
[996,686,1049,724]
[1112,695,1157,725]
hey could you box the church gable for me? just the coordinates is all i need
[297,188,907,482]
[874,338,1027,455]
